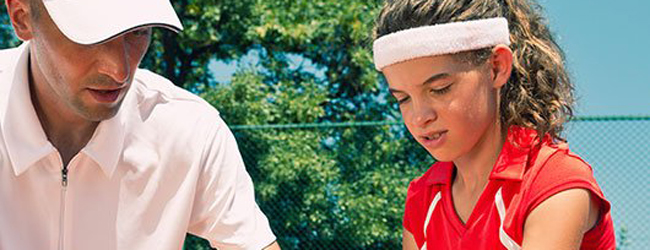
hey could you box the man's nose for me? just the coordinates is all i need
[96,36,131,84]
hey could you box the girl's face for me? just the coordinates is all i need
[383,53,505,162]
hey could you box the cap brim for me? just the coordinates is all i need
[43,0,183,45]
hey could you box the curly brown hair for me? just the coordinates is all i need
[373,0,575,142]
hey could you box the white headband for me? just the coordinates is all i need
[372,17,511,71]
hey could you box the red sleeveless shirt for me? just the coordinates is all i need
[403,126,615,249]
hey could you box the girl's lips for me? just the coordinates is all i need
[420,130,447,149]
[89,88,122,103]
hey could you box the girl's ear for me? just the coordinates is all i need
[489,45,513,89]
[6,0,35,41]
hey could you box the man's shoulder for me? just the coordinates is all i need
[132,69,218,114]
[0,45,23,79]
[129,68,224,130]
[0,45,25,68]
[0,45,27,110]
[125,69,232,150]
[0,45,22,58]
[133,69,203,101]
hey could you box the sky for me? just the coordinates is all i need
[539,0,650,116]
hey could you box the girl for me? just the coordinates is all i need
[372,0,615,249]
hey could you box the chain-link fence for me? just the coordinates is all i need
[563,116,650,250]
[184,116,649,250]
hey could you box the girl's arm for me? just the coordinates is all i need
[522,188,600,249]
[403,228,419,250]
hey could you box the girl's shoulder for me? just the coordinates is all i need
[523,141,600,195]
[509,141,615,248]
[517,141,610,222]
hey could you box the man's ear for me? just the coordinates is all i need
[5,0,35,41]
[489,45,513,89]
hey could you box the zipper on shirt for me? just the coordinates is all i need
[58,165,68,250]
[61,165,69,187]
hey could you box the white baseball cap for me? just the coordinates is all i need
[42,0,184,45]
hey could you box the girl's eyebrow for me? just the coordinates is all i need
[421,72,451,86]
[389,72,451,94]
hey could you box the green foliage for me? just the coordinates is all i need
[199,67,433,249]
[183,235,213,250]
[140,0,259,90]
[139,0,386,121]
[1,3,21,48]
[182,3,425,246]
[246,0,384,121]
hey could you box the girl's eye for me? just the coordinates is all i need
[397,96,410,105]
[431,84,452,95]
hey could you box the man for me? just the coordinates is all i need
[0,0,280,249]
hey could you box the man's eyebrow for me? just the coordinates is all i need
[388,72,451,94]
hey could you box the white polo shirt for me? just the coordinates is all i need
[0,43,276,250]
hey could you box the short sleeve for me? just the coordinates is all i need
[522,151,611,223]
[188,117,276,250]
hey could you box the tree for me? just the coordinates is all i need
[1,3,21,48]
[201,69,431,249]
[190,1,434,247]
[141,0,260,90]
[142,0,388,122]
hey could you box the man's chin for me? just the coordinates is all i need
[76,94,129,122]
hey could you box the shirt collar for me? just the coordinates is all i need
[2,42,55,176]
[424,161,454,186]
[423,126,543,186]
[2,42,129,178]
[488,126,541,181]
[80,99,129,178]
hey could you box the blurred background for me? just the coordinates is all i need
[1,0,648,249]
